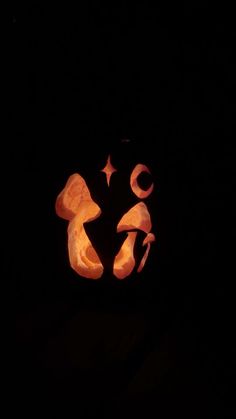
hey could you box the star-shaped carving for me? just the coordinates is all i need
[101,155,117,186]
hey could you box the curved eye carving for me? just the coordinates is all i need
[130,164,154,199]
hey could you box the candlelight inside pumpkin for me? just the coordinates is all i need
[55,156,156,280]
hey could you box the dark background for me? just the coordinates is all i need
[11,4,235,418]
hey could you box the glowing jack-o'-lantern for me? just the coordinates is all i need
[55,155,156,280]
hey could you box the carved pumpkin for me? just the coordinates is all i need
[55,154,156,280]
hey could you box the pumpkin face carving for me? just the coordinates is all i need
[55,155,156,280]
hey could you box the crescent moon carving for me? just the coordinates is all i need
[130,164,154,199]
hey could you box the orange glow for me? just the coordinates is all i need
[55,174,103,279]
[56,158,155,280]
[113,232,137,279]
[117,202,152,234]
[137,233,156,273]
[67,204,103,279]
[100,155,117,186]
[55,173,96,221]
[113,203,155,279]
[130,164,154,199]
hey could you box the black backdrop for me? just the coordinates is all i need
[12,4,235,418]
